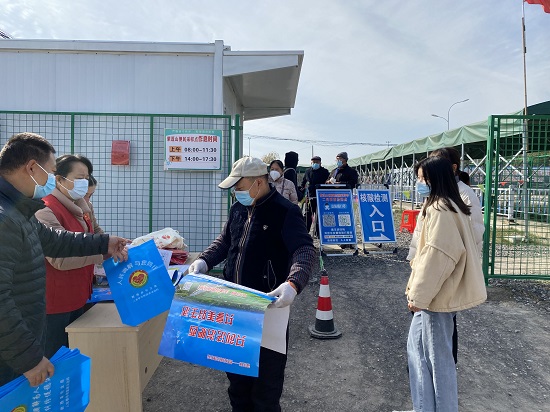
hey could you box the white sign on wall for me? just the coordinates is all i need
[164,129,222,170]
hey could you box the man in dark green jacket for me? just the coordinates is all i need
[0,132,128,387]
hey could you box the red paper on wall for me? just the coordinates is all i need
[111,140,130,165]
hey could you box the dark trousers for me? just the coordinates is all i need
[305,197,319,237]
[226,346,287,412]
[0,363,18,386]
[45,307,85,358]
[452,314,458,364]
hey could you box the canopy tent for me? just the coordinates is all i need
[348,100,550,169]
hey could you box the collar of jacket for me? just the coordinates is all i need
[50,187,91,217]
[247,185,278,209]
[0,176,46,218]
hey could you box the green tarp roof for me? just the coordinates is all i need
[346,100,550,168]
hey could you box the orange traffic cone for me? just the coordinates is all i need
[309,272,342,339]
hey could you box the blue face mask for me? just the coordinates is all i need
[337,160,344,167]
[30,163,56,199]
[311,163,320,170]
[234,179,257,206]
[416,181,431,197]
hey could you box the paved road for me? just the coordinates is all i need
[142,253,550,412]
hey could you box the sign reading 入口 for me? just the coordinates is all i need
[164,129,222,170]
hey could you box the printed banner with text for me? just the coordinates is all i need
[316,189,357,245]
[159,274,275,377]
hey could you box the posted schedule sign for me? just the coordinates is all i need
[164,129,222,170]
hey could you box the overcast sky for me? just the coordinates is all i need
[1,0,549,166]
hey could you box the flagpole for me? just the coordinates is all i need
[521,0,530,240]
[521,0,527,116]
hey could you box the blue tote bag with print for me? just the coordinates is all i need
[0,346,91,412]
[103,239,175,326]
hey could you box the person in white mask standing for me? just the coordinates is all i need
[35,154,112,357]
[268,159,298,204]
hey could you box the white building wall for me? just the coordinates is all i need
[0,49,214,115]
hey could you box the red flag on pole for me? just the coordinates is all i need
[525,0,550,13]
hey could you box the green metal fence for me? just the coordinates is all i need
[0,111,234,253]
[483,114,550,281]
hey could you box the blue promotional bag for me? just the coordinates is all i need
[0,346,91,412]
[103,239,175,326]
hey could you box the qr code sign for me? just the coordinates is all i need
[323,214,336,227]
[338,214,352,227]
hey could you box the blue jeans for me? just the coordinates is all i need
[407,310,458,412]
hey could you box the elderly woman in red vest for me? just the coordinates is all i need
[35,154,103,357]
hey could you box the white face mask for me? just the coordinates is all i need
[270,170,281,181]
[59,177,89,200]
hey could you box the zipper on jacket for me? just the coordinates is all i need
[234,208,254,284]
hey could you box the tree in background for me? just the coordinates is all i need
[262,151,280,164]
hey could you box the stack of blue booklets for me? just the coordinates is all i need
[0,346,91,411]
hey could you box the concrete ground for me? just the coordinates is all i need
[142,248,550,412]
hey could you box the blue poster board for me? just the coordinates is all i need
[159,274,274,377]
[316,189,357,245]
[357,189,396,243]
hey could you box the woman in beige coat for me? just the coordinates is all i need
[406,156,486,412]
[268,160,298,204]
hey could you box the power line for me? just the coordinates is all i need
[243,134,395,147]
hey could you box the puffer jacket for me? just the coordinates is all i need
[0,177,109,378]
[199,187,315,294]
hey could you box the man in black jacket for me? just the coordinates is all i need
[300,156,330,237]
[188,156,315,412]
[326,151,359,189]
[0,133,128,387]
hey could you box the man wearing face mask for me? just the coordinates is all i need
[188,156,315,412]
[0,133,128,388]
[34,154,109,357]
[326,152,359,189]
[300,156,329,237]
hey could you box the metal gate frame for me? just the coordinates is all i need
[483,114,550,281]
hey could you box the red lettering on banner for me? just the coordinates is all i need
[188,325,198,337]
[197,328,207,339]
[205,329,217,341]
[206,310,216,322]
[199,309,207,320]
[224,314,234,325]
[216,331,227,343]
[226,333,236,345]
[180,306,190,317]
[215,313,225,324]
[235,335,246,347]
[190,308,200,319]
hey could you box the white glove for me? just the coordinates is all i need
[267,282,297,308]
[188,259,208,274]
[329,177,336,184]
